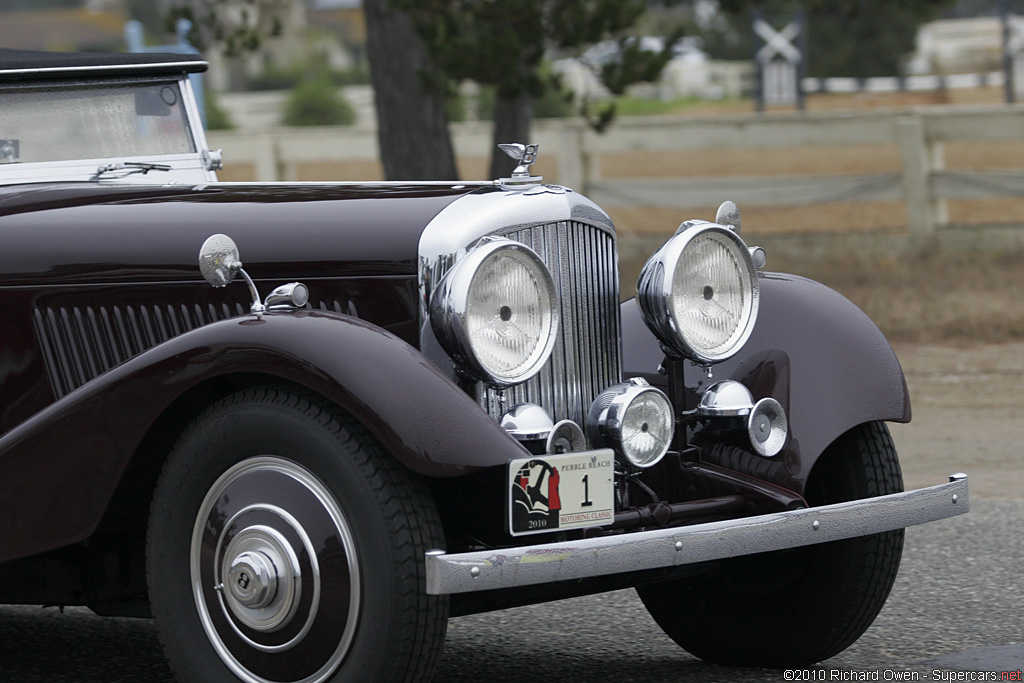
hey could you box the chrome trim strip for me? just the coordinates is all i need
[178,76,218,182]
[0,154,210,184]
[192,181,497,187]
[0,61,208,78]
[425,474,969,595]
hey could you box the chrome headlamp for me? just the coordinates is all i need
[637,223,759,364]
[430,238,559,386]
[587,378,674,468]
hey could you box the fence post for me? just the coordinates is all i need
[253,133,279,182]
[897,115,937,245]
[556,122,585,192]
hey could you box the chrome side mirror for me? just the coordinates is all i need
[198,233,241,288]
[198,233,265,314]
[714,201,767,269]
[199,234,310,314]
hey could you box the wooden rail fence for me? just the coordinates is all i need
[208,105,1024,245]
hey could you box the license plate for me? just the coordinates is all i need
[508,449,615,536]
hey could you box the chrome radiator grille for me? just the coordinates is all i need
[477,220,621,429]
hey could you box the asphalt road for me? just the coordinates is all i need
[0,496,1019,683]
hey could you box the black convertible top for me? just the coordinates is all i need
[0,48,207,82]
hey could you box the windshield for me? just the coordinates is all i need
[0,80,195,165]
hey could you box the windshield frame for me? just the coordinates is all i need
[0,73,216,186]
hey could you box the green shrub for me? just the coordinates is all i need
[475,83,573,121]
[445,93,466,123]
[246,64,371,91]
[534,86,574,119]
[282,78,356,126]
[203,90,234,130]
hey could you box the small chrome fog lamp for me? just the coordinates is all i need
[747,397,788,457]
[697,380,755,417]
[587,378,674,468]
[695,380,788,458]
[546,420,586,455]
[500,403,554,441]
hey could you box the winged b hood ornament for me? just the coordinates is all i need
[498,142,541,184]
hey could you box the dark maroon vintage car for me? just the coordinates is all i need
[0,49,968,682]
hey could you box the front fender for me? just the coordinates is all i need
[622,272,910,493]
[0,309,526,563]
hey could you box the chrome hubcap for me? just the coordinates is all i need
[220,524,302,633]
[191,456,359,683]
[228,552,275,609]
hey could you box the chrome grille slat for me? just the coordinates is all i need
[478,220,621,431]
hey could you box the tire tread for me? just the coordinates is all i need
[147,385,447,683]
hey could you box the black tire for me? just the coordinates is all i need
[637,421,904,667]
[147,386,448,683]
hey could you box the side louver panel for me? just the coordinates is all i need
[32,301,247,399]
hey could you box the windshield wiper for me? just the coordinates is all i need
[90,161,172,181]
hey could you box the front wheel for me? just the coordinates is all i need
[147,386,448,683]
[637,421,905,667]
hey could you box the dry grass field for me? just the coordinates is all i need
[766,248,1024,343]
[621,241,1024,344]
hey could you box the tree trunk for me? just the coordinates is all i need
[363,0,459,180]
[488,93,534,180]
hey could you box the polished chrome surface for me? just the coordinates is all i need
[180,75,218,182]
[747,396,788,457]
[264,282,310,310]
[198,233,241,288]
[497,142,542,183]
[586,378,673,468]
[419,186,620,430]
[430,238,559,386]
[546,419,586,454]
[637,222,760,364]
[90,161,172,181]
[219,523,302,634]
[697,379,755,417]
[0,59,208,78]
[191,456,359,683]
[425,474,971,595]
[480,219,620,429]
[202,147,224,171]
[748,246,768,269]
[199,234,265,314]
[0,153,213,185]
[418,185,615,320]
[715,200,741,233]
[500,403,555,441]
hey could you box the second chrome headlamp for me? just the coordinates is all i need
[637,223,759,364]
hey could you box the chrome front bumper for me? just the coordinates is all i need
[425,473,968,595]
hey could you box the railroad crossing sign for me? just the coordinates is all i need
[754,19,802,65]
[752,13,806,110]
